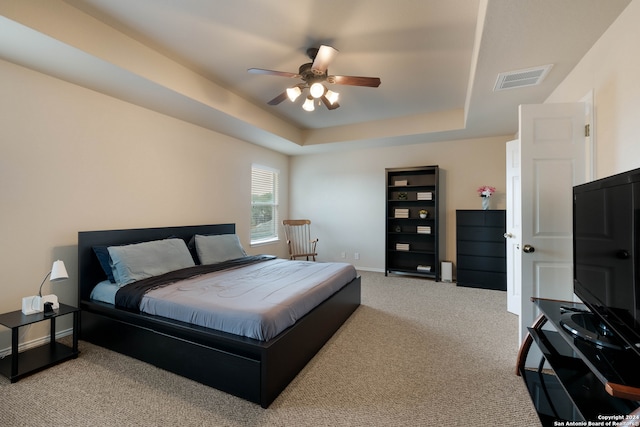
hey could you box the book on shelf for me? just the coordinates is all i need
[394,180,408,186]
[394,208,409,218]
[417,192,433,200]
[417,265,431,272]
[417,226,431,234]
[396,243,410,251]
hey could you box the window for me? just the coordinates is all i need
[251,165,279,244]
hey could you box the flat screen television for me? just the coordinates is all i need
[573,167,640,357]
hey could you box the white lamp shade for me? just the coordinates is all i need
[50,260,68,281]
[309,82,324,98]
[302,96,315,111]
[325,89,339,105]
[286,86,302,102]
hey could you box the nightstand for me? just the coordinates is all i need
[0,303,79,382]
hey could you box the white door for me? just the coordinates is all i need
[505,139,521,315]
[518,103,587,344]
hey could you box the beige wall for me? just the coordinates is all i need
[546,0,640,177]
[289,136,510,270]
[0,59,289,346]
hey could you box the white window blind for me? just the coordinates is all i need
[251,165,279,244]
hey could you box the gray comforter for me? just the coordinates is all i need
[136,258,357,340]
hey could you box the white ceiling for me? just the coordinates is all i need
[0,0,631,155]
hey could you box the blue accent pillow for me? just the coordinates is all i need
[93,246,116,283]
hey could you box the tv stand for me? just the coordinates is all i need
[517,298,640,426]
[559,311,624,351]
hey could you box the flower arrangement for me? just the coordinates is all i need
[477,186,496,198]
[419,209,428,215]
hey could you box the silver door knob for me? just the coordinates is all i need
[523,244,535,253]
[504,233,514,239]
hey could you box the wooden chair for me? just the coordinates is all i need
[282,219,318,261]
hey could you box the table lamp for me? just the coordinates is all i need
[22,260,69,315]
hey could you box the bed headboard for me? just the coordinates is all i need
[77,224,236,304]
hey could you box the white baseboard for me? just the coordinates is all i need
[354,266,385,273]
[0,328,74,359]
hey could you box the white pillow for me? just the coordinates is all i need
[108,238,195,285]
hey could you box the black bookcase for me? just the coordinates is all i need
[385,166,440,280]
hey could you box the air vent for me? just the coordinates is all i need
[494,64,553,91]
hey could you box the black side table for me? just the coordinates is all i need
[0,303,79,382]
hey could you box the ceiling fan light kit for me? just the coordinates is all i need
[286,86,302,102]
[302,96,315,112]
[248,44,381,112]
[309,82,325,98]
[325,89,339,105]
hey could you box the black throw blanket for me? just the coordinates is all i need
[115,255,276,311]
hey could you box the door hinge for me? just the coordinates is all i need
[585,124,590,137]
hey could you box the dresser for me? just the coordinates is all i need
[455,210,506,290]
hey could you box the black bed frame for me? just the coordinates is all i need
[77,224,361,408]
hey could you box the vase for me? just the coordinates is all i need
[481,196,490,210]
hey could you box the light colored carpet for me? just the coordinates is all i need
[0,271,540,426]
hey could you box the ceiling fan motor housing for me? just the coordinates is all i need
[299,63,327,82]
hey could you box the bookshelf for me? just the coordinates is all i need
[385,166,440,280]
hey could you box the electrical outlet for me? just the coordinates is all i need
[354,252,360,260]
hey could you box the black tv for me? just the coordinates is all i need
[573,167,640,357]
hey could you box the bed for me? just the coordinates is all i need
[77,223,361,408]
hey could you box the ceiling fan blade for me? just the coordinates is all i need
[311,45,338,72]
[267,91,288,105]
[321,95,340,110]
[329,75,381,87]
[248,68,300,79]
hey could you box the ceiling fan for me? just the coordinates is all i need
[248,45,381,111]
